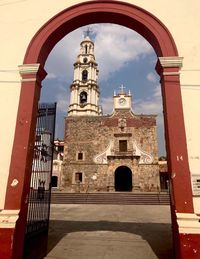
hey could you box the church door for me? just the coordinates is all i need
[115,166,132,192]
[52,176,58,187]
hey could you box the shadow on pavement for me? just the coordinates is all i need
[47,220,173,259]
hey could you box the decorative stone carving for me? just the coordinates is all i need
[133,141,153,164]
[94,141,113,164]
[118,118,126,131]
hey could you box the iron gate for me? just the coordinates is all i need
[24,103,56,259]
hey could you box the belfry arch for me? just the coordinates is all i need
[4,1,196,258]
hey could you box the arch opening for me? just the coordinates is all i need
[80,91,87,104]
[51,176,58,187]
[12,0,193,221]
[82,70,88,81]
[115,166,132,192]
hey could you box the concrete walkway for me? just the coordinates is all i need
[45,204,173,259]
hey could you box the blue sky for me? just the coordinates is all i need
[41,24,165,156]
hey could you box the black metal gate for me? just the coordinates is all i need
[24,103,56,259]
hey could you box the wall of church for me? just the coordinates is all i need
[62,110,160,192]
[0,0,200,208]
[181,85,200,212]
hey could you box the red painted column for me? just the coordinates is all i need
[0,64,46,259]
[156,57,200,259]
[0,228,15,259]
[156,57,193,213]
[179,234,200,258]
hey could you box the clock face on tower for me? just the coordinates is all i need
[118,98,126,106]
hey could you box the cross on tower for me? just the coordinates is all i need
[119,84,126,93]
[84,27,93,38]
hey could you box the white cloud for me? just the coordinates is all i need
[100,96,114,114]
[93,24,153,80]
[45,73,57,79]
[133,84,166,154]
[55,86,69,113]
[45,24,153,82]
[134,84,163,122]
[147,72,157,83]
[45,29,81,81]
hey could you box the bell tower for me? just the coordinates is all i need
[68,31,102,116]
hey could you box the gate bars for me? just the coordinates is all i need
[24,103,56,258]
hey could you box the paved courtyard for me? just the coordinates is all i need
[45,204,173,259]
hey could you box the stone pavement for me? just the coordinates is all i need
[45,204,173,259]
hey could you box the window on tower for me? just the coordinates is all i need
[82,70,88,81]
[80,91,87,104]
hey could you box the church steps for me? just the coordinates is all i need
[51,192,170,205]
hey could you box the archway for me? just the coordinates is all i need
[51,176,58,188]
[115,166,132,192]
[4,1,195,258]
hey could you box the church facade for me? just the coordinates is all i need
[62,34,160,192]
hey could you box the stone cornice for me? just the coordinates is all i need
[156,57,183,76]
[176,212,200,234]
[18,63,47,82]
[19,64,40,74]
[0,210,19,228]
[158,57,183,68]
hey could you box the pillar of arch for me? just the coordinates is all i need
[1,1,198,258]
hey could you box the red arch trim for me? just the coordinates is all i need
[24,0,178,66]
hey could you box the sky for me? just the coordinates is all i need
[41,23,166,156]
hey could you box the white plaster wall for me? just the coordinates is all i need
[0,0,200,209]
[0,83,20,209]
[181,86,200,174]
[181,85,200,213]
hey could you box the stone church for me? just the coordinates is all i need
[62,34,160,192]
